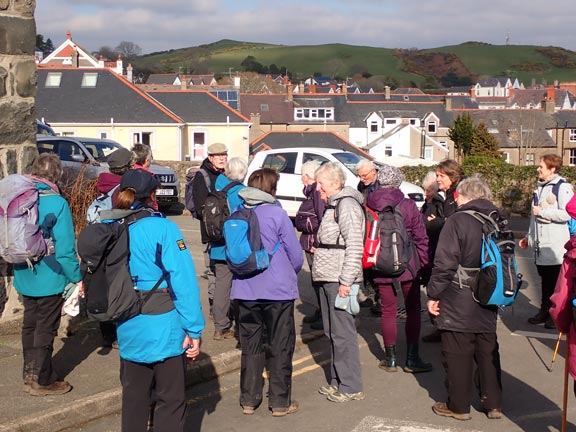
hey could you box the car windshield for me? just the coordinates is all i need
[332,152,362,175]
[78,139,121,162]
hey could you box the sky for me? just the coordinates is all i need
[35,0,576,55]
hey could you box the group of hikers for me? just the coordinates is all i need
[3,141,576,431]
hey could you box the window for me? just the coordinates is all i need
[385,119,397,125]
[45,72,62,87]
[133,132,153,147]
[294,108,334,121]
[526,153,535,165]
[385,145,392,157]
[56,140,83,162]
[302,153,329,167]
[410,119,417,125]
[260,104,269,112]
[427,121,437,133]
[570,149,576,166]
[502,152,510,163]
[439,141,448,149]
[99,131,108,139]
[60,131,75,137]
[424,145,433,160]
[262,153,297,174]
[81,73,98,87]
[570,129,576,142]
[370,121,378,133]
[192,132,206,160]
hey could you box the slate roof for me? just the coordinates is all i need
[250,131,371,158]
[239,94,294,123]
[36,68,182,124]
[146,73,179,85]
[147,90,249,123]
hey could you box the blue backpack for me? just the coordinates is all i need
[550,180,576,236]
[223,206,280,277]
[461,210,523,307]
[87,184,120,224]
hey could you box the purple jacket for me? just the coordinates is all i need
[366,187,429,285]
[230,188,304,301]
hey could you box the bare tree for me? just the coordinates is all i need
[115,41,142,62]
[95,46,117,61]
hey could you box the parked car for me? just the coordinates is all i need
[246,147,425,217]
[36,136,180,209]
[36,119,56,136]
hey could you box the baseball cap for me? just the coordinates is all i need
[120,169,161,199]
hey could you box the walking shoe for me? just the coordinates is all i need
[326,391,365,403]
[271,401,299,417]
[318,384,338,396]
[544,317,556,329]
[29,380,72,397]
[242,406,256,415]
[422,329,441,343]
[213,328,235,340]
[431,402,471,421]
[485,408,503,419]
[528,310,549,325]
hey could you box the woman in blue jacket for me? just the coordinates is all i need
[13,153,81,397]
[114,169,205,432]
[230,168,304,417]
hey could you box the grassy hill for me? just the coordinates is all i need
[133,39,576,87]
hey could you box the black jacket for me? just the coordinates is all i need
[427,199,504,333]
[443,184,459,219]
[192,158,225,243]
[421,193,445,263]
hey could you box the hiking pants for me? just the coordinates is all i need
[203,244,215,300]
[21,294,63,385]
[378,280,421,346]
[305,251,322,312]
[237,300,295,409]
[441,331,502,414]
[320,282,363,394]
[213,261,233,332]
[120,355,186,432]
[536,264,561,312]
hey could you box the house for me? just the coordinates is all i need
[36,68,251,161]
[474,77,524,97]
[37,31,124,77]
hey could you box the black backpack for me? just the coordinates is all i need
[295,196,320,234]
[184,168,210,219]
[201,181,242,243]
[77,208,173,322]
[372,204,417,282]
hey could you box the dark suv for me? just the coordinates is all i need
[36,136,180,209]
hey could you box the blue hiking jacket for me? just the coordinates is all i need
[13,182,81,297]
[116,216,205,363]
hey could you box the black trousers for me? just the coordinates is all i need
[536,264,562,312]
[441,331,502,414]
[21,294,63,385]
[120,355,186,432]
[237,300,295,409]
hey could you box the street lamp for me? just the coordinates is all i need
[420,122,426,159]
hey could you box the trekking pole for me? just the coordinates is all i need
[550,332,563,371]
[562,338,569,432]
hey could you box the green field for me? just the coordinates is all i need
[134,39,576,86]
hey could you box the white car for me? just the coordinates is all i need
[246,147,425,217]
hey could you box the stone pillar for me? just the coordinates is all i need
[0,0,38,323]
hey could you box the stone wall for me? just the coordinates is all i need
[0,0,37,323]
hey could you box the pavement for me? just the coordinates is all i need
[0,215,533,432]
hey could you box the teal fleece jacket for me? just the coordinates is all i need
[13,182,82,297]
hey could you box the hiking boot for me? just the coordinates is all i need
[271,401,299,417]
[485,408,503,419]
[378,346,397,372]
[318,384,338,396]
[432,402,471,421]
[544,317,556,329]
[422,329,441,343]
[213,328,235,341]
[403,344,433,373]
[326,391,365,403]
[528,310,549,325]
[29,380,72,397]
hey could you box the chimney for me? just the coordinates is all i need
[66,31,72,40]
[98,55,104,68]
[309,84,316,94]
[385,86,391,100]
[444,97,452,111]
[127,64,133,83]
[116,55,123,74]
[181,75,187,90]
[71,46,78,67]
[470,86,476,101]
[251,113,261,129]
[531,78,536,88]
[508,87,514,98]
[547,84,555,102]
[233,76,241,88]
[287,83,293,101]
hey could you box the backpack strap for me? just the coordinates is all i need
[199,168,211,193]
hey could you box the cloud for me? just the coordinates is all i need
[35,0,576,54]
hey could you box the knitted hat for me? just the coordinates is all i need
[377,164,404,188]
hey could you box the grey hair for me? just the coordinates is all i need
[422,171,438,191]
[30,153,62,184]
[301,160,322,179]
[356,158,376,172]
[225,157,248,181]
[456,176,492,201]
[316,161,346,188]
[131,143,153,166]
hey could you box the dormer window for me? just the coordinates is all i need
[45,72,62,88]
[81,73,98,87]
[427,121,437,133]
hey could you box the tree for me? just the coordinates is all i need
[449,113,475,159]
[115,41,142,62]
[470,123,502,159]
[95,46,117,61]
